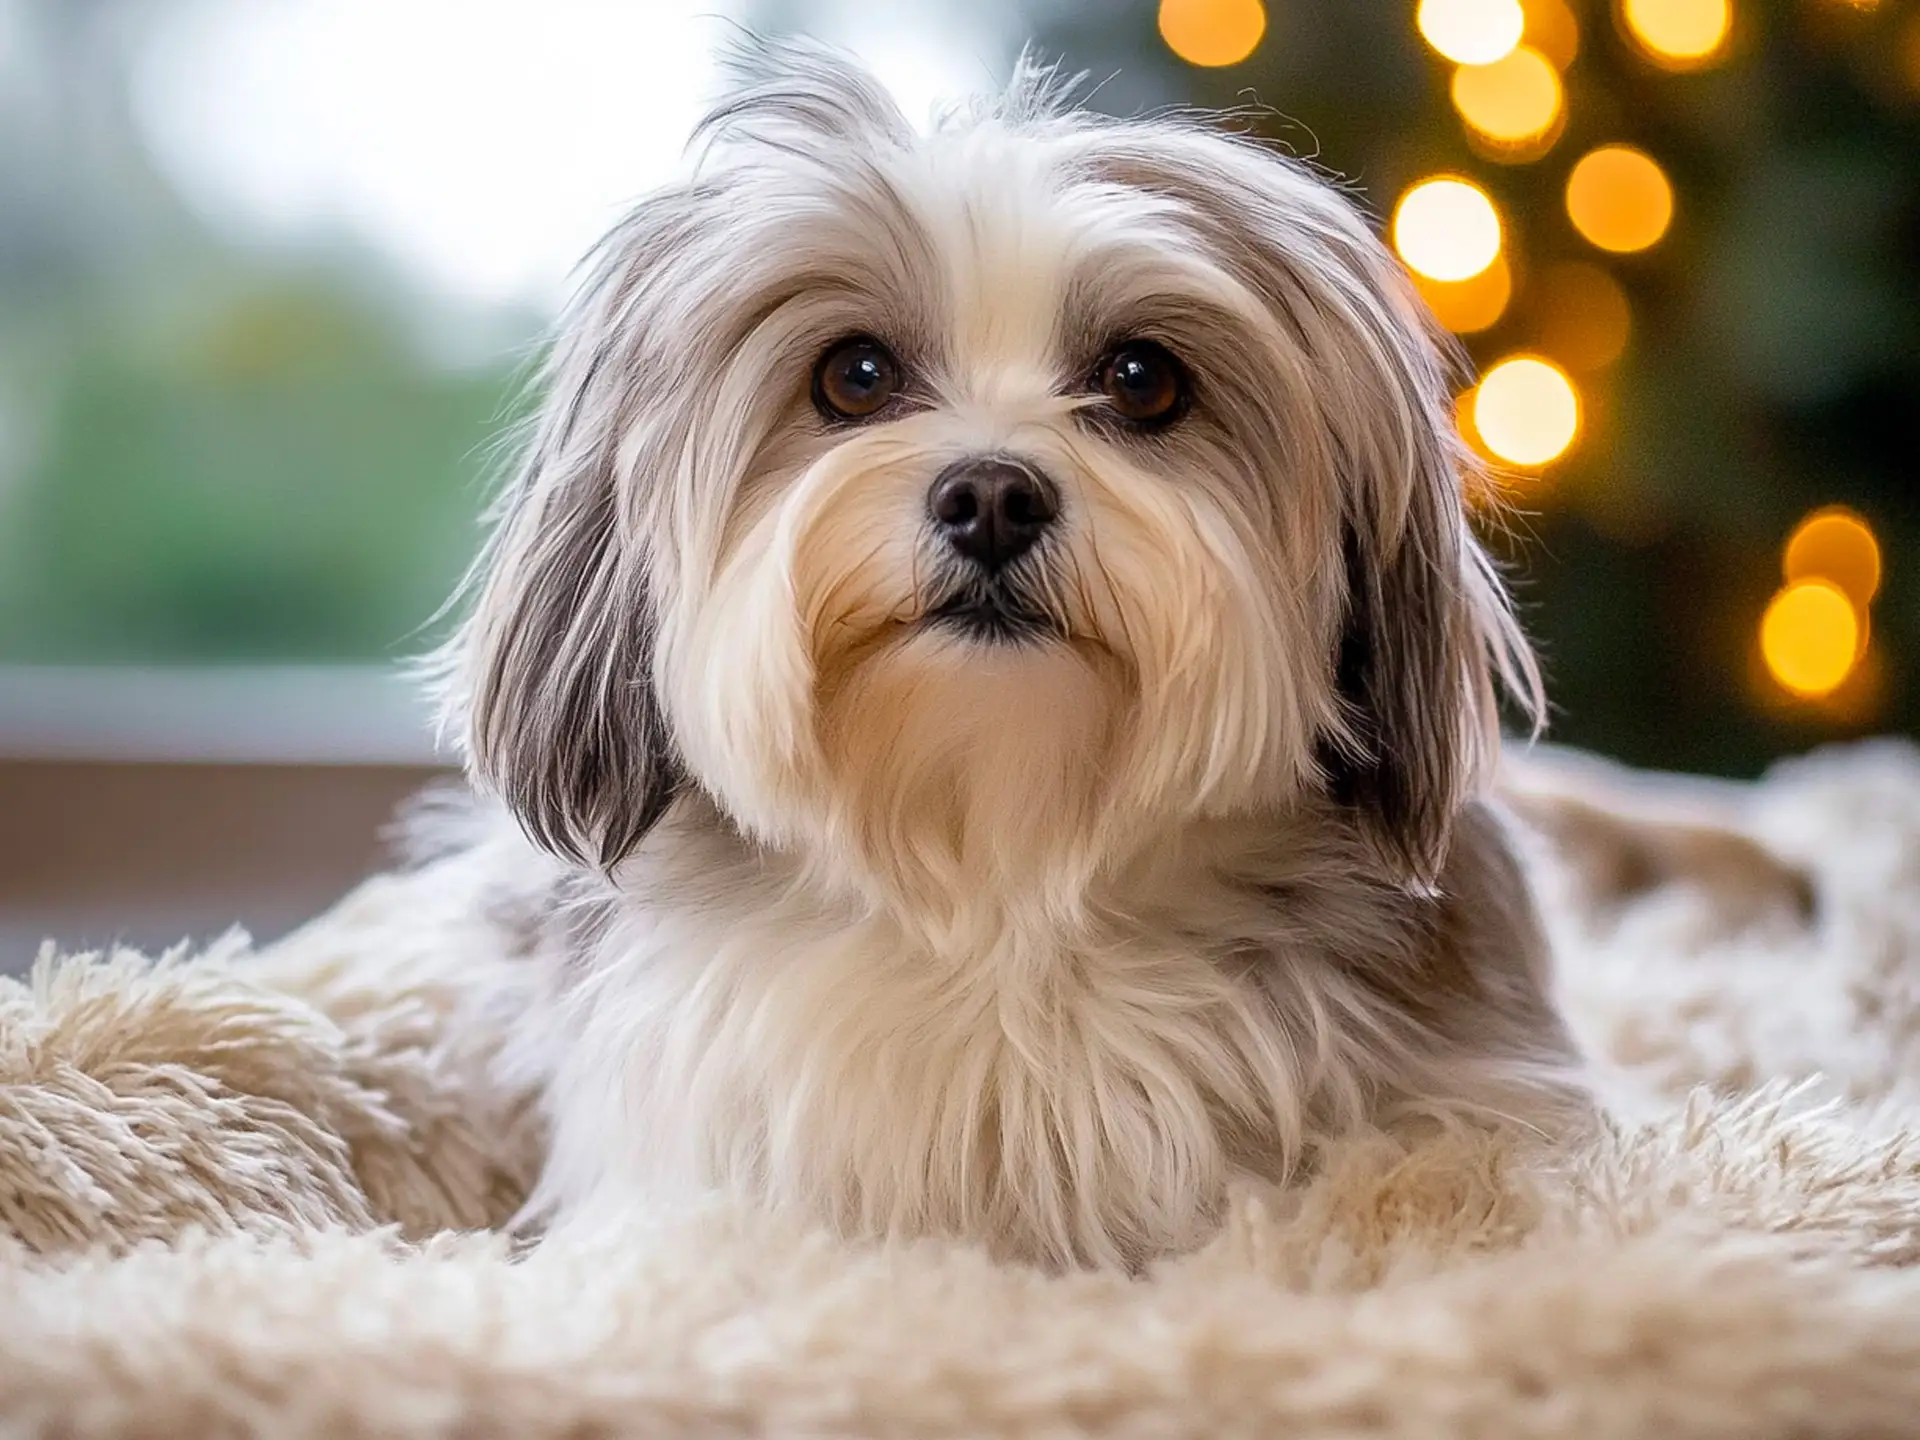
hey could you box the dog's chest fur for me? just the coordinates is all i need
[479,798,1575,1270]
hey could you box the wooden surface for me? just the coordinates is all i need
[0,760,450,972]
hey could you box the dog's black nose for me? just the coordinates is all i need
[928,459,1058,570]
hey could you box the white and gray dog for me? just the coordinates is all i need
[429,38,1599,1271]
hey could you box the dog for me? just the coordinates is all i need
[426,37,1595,1271]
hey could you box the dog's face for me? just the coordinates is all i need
[444,45,1539,915]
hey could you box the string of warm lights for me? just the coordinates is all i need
[1401,5,1680,479]
[1156,0,1890,712]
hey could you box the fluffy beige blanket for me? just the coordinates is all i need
[5,742,1920,1437]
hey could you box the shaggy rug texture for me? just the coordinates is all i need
[5,741,1920,1437]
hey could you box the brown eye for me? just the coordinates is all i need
[813,336,901,421]
[1095,340,1187,426]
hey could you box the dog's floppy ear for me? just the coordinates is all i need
[433,296,684,871]
[1323,471,1533,887]
[1312,261,1541,888]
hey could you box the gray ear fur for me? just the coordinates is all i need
[455,443,683,869]
[433,246,689,870]
[1321,496,1513,888]
[1312,279,1541,888]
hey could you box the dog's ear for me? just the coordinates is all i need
[1322,482,1532,888]
[434,314,684,871]
[1312,262,1540,888]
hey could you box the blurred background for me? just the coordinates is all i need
[1,0,1914,962]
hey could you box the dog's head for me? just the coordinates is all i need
[437,39,1540,910]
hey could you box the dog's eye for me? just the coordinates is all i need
[1094,341,1187,427]
[813,337,901,421]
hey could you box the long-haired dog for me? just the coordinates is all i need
[430,38,1592,1271]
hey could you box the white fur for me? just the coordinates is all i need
[430,40,1588,1270]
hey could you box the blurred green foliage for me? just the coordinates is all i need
[0,276,511,661]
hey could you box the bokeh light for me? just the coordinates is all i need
[1761,580,1861,698]
[1451,45,1564,149]
[1471,355,1581,465]
[1784,507,1882,607]
[1534,262,1632,369]
[1619,0,1733,69]
[1158,0,1268,67]
[1566,145,1674,253]
[1523,0,1582,68]
[1392,177,1503,281]
[1417,252,1513,333]
[1418,0,1526,65]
